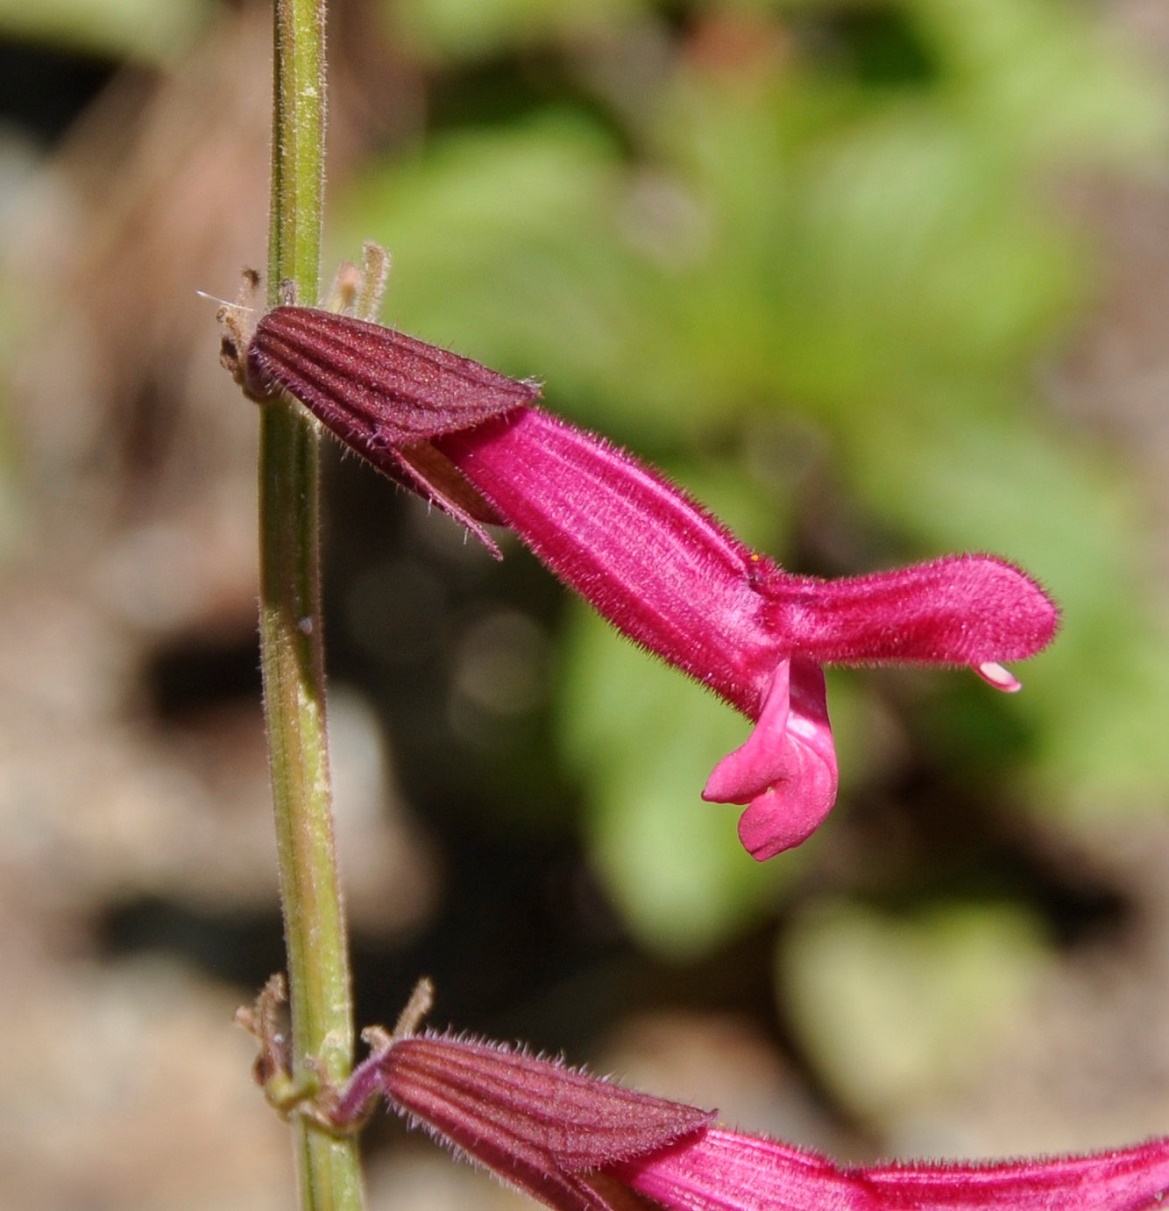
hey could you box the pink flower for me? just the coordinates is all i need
[224,305,1059,858]
[329,994,1169,1211]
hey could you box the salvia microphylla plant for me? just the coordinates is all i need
[219,245,1058,860]
[241,977,1169,1211]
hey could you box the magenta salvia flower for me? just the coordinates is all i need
[331,993,1169,1211]
[433,409,1055,857]
[222,302,1059,858]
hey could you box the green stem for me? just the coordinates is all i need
[262,2,364,1209]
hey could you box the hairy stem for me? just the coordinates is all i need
[262,2,364,1208]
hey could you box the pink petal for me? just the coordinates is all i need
[617,1127,859,1210]
[760,554,1059,675]
[618,1126,1169,1211]
[225,302,1060,862]
[859,1138,1169,1209]
[437,408,779,714]
[702,657,839,859]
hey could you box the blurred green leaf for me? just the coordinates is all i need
[387,0,648,60]
[910,0,1168,166]
[848,411,1169,812]
[0,0,211,63]
[559,602,797,959]
[780,899,1049,1122]
[337,113,652,427]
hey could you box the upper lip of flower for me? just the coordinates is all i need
[230,302,1061,859]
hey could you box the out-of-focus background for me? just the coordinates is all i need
[3,0,1169,1207]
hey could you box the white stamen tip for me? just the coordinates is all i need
[977,662,1021,693]
[196,289,239,309]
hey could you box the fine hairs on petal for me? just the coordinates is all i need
[760,553,1059,672]
[374,1030,713,1171]
[617,1125,1169,1211]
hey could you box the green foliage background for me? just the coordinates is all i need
[7,0,1169,1147]
[331,0,1169,964]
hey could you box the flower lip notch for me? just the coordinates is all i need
[219,246,1060,860]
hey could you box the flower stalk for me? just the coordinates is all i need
[257,4,363,1210]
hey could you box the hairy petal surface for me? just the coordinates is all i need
[437,408,781,714]
[617,1126,1169,1211]
[760,555,1059,673]
[702,657,839,859]
[618,1128,859,1210]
